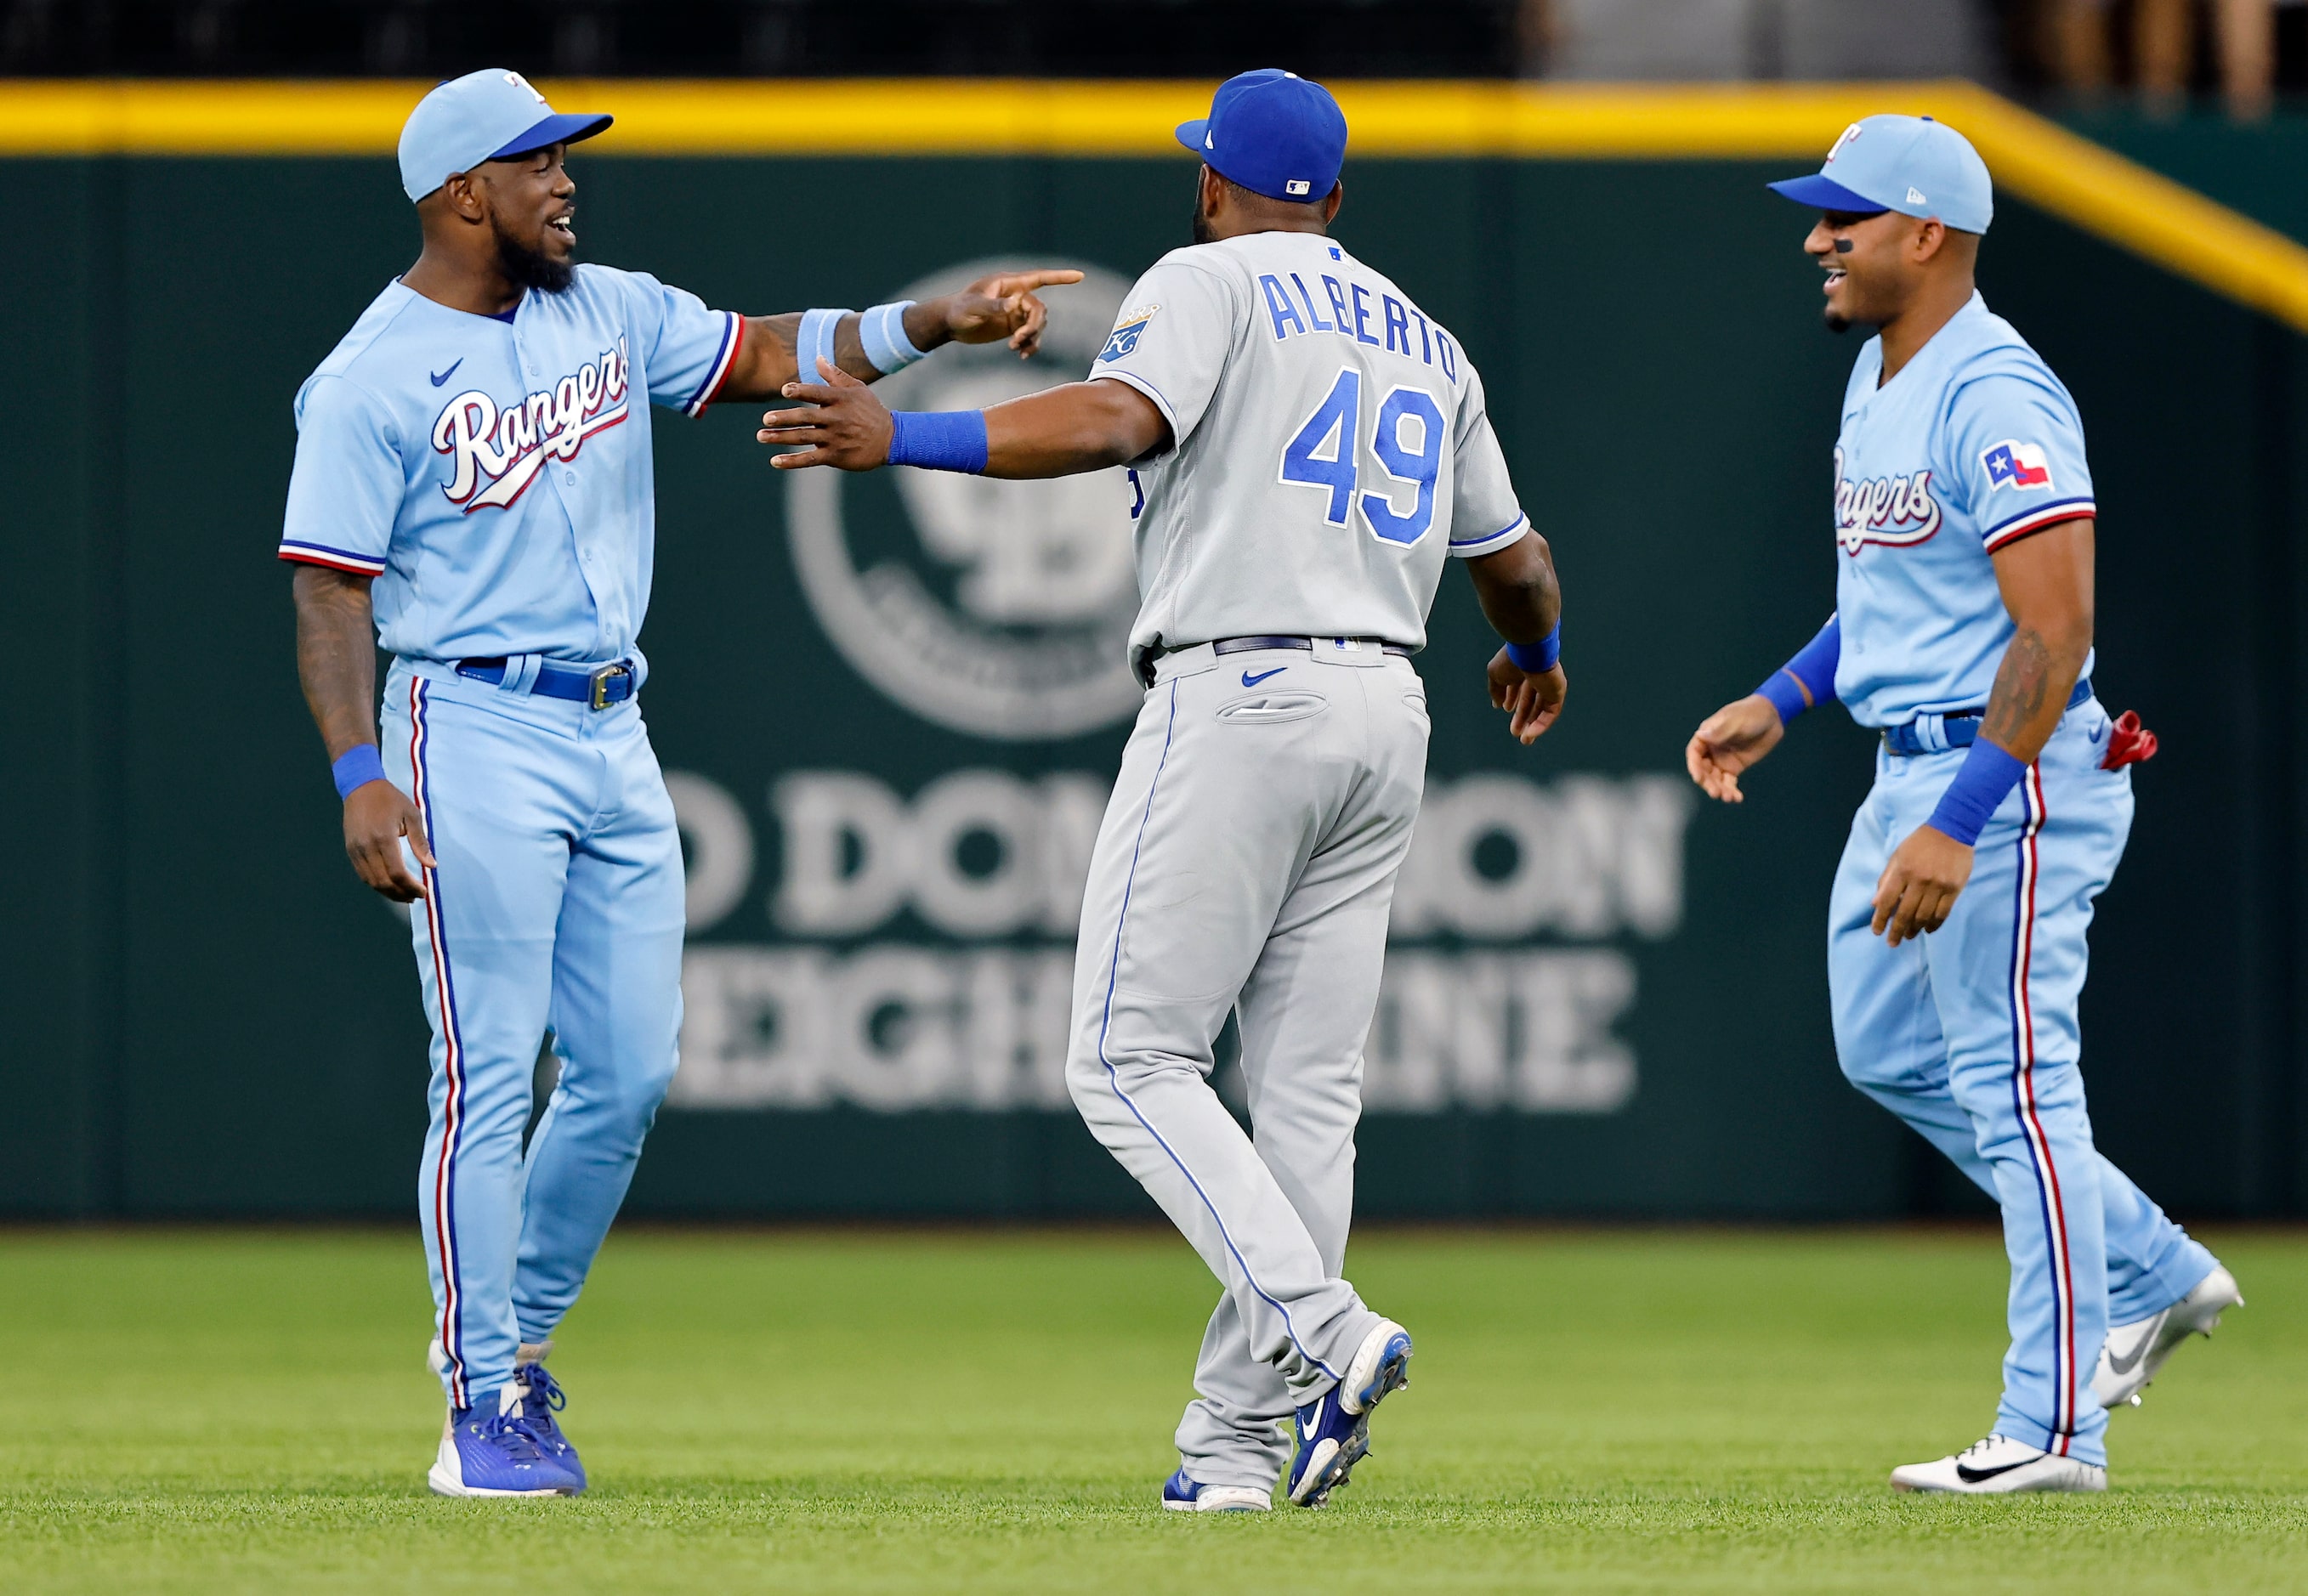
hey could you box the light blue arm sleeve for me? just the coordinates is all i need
[278,375,402,575]
[1943,372,2097,552]
[621,269,746,419]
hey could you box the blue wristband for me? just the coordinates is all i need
[1926,739,2028,846]
[1505,620,1560,674]
[886,410,990,474]
[796,307,850,387]
[859,301,925,374]
[332,743,387,800]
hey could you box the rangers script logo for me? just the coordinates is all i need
[1834,446,1942,554]
[432,340,630,511]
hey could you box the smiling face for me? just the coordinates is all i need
[469,143,578,292]
[1806,208,1935,333]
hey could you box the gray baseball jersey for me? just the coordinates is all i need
[1065,224,1537,1498]
[1090,231,1529,662]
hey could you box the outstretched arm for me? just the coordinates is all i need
[1870,517,2094,944]
[757,365,1168,477]
[1467,531,1567,744]
[292,565,432,903]
[1686,614,1840,803]
[714,269,1085,402]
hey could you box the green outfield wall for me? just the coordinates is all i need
[4,142,2304,1220]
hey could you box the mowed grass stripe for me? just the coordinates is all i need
[0,1228,2301,1593]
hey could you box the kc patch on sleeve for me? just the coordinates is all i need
[1100,304,1160,363]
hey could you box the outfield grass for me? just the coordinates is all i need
[0,1226,2301,1593]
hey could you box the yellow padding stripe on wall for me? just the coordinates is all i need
[4,77,2305,331]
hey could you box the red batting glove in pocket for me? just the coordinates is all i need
[2101,710,2158,771]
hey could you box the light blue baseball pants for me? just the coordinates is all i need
[381,661,686,1414]
[1829,696,2217,1466]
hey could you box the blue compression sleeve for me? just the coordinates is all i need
[885,410,989,473]
[1926,739,2028,846]
[1755,614,1840,725]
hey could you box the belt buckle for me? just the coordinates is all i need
[587,661,632,710]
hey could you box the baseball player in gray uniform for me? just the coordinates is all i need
[757,70,1566,1511]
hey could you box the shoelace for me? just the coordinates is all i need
[476,1408,553,1462]
[519,1364,569,1414]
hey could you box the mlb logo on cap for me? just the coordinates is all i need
[1175,69,1348,206]
[1982,439,2054,491]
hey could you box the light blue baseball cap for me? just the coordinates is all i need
[398,69,611,203]
[1767,114,1993,235]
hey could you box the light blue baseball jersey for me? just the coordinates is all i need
[1831,292,2097,727]
[279,264,745,665]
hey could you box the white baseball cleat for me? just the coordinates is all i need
[1160,1469,1272,1511]
[2094,1265,2243,1410]
[1890,1435,2107,1495]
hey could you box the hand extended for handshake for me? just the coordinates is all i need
[1686,692,1971,948]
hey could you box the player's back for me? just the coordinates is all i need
[1093,231,1528,663]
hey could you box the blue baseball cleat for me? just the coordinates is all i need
[513,1360,587,1492]
[428,1386,579,1497]
[1160,1467,1272,1512]
[1286,1319,1413,1508]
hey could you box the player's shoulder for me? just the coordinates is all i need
[298,280,429,421]
[1939,296,2068,399]
[1143,241,1257,290]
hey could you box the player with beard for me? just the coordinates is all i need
[1685,115,2238,1492]
[281,70,1077,1497]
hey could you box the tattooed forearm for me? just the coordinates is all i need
[292,564,381,760]
[1980,621,2086,759]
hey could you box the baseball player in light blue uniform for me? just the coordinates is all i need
[283,69,1075,1497]
[1687,115,2239,1493]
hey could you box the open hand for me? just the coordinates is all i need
[1872,823,1974,945]
[1686,694,1785,803]
[1488,651,1567,744]
[344,778,433,903]
[758,359,894,471]
[937,269,1085,358]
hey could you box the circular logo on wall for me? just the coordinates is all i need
[786,258,1144,740]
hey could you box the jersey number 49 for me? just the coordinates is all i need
[1279,366,1447,547]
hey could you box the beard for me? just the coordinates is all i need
[1190,188,1215,246]
[1825,312,1852,334]
[494,220,574,294]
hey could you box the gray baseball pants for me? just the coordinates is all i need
[1066,639,1428,1491]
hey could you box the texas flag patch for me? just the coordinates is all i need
[1981,439,2054,492]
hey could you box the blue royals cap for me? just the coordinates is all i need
[398,69,612,203]
[1176,69,1347,204]
[1767,114,1993,235]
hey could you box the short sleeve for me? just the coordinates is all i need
[1086,259,1240,456]
[622,270,745,418]
[1444,366,1529,559]
[279,376,401,575]
[1944,372,2096,552]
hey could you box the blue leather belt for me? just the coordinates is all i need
[1882,678,2091,756]
[456,656,637,710]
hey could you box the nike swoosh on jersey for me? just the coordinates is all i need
[1954,1456,2039,1483]
[1242,666,1287,687]
[430,359,463,387]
